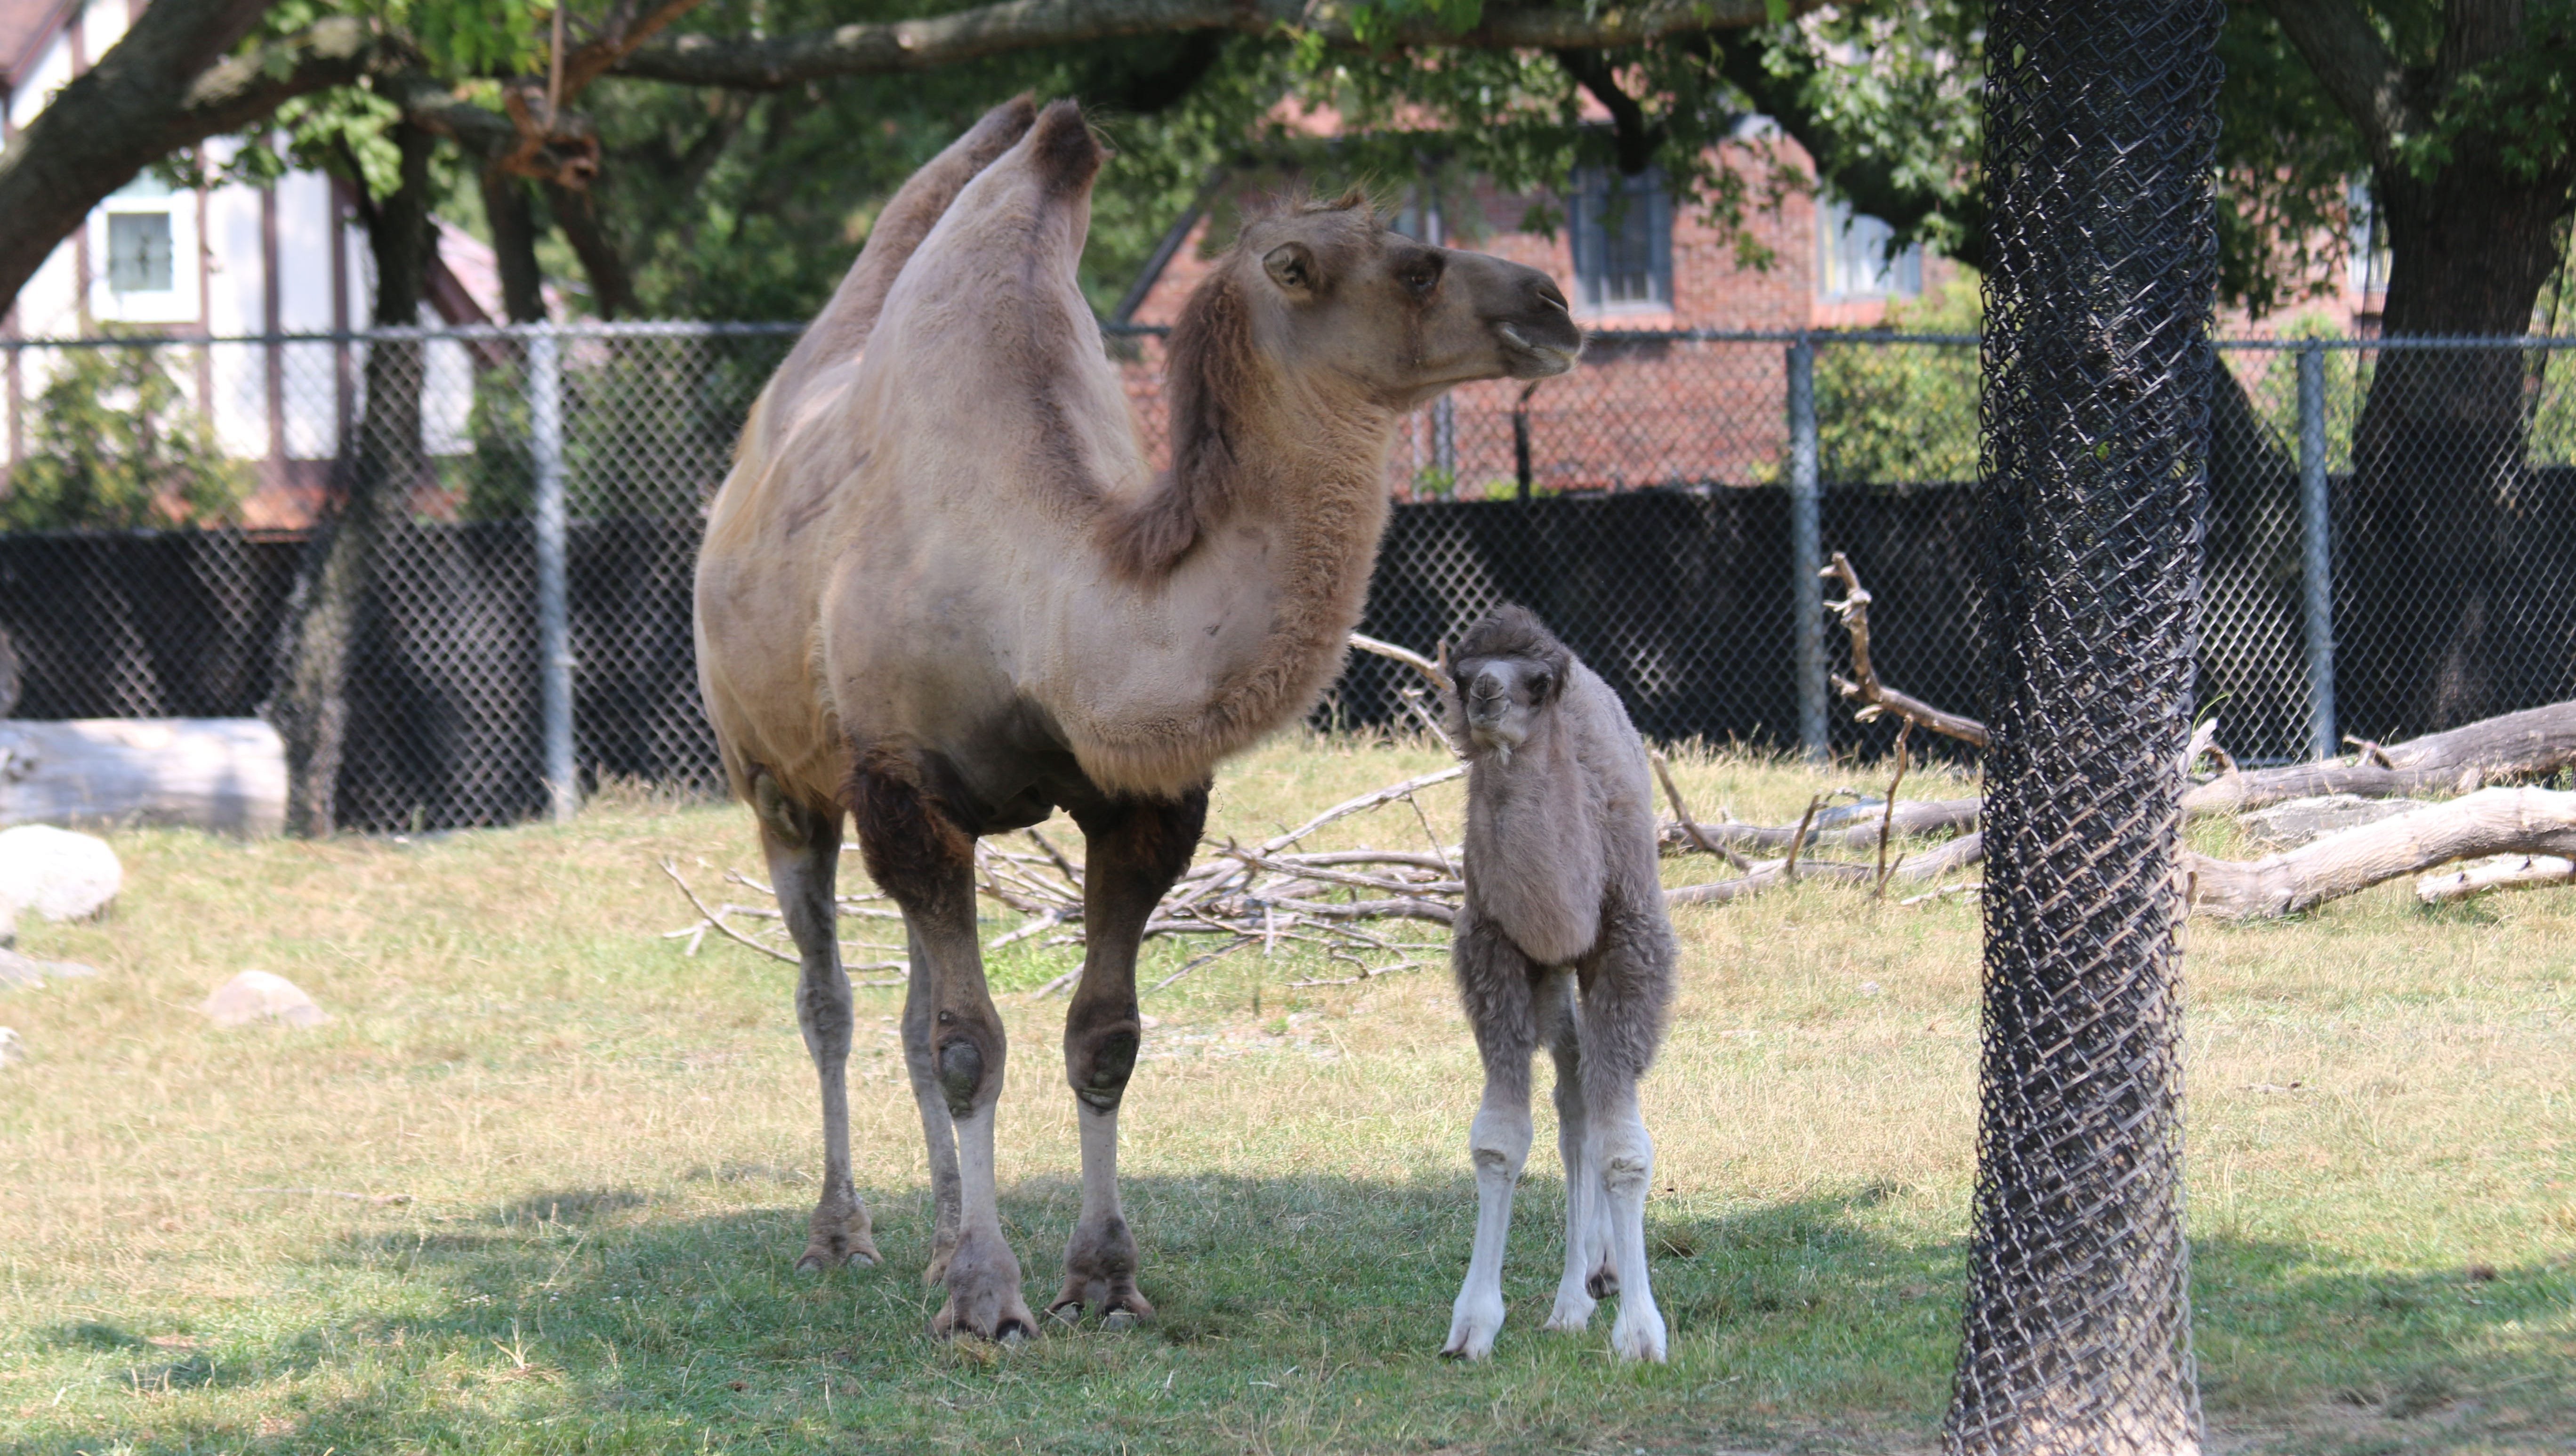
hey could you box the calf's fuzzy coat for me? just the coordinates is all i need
[1439,604,1677,1363]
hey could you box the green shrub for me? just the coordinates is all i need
[4,342,247,531]
[1814,274,1982,485]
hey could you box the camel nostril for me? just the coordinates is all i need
[1535,281,1569,314]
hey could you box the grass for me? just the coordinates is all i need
[0,734,2568,1455]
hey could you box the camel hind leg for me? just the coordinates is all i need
[852,747,1035,1342]
[1442,911,1541,1360]
[1049,785,1208,1327]
[752,770,881,1274]
[1578,908,1676,1363]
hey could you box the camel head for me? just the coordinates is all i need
[1227,194,1582,410]
[1446,604,1575,760]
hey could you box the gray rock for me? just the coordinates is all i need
[2238,794,2434,852]
[0,1027,22,1068]
[0,946,98,990]
[201,970,329,1028]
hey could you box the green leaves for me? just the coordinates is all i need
[4,343,247,533]
[1341,0,1486,49]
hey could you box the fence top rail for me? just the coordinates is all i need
[11,321,2576,351]
[0,321,811,350]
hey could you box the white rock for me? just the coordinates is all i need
[201,971,329,1028]
[0,825,122,922]
[0,1027,22,1068]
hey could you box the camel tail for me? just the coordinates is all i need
[773,96,1040,388]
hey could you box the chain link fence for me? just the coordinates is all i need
[2,320,2573,828]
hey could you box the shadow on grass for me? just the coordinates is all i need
[8,1173,2568,1456]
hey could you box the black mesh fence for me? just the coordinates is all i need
[1,322,2573,829]
[1945,0,2220,1450]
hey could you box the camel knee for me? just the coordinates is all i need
[1595,1124,1654,1197]
[934,1009,1004,1117]
[1468,1106,1533,1179]
[1064,1013,1141,1112]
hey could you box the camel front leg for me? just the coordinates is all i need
[853,752,1034,1342]
[1540,971,1602,1332]
[753,773,880,1273]
[898,923,964,1283]
[1050,787,1208,1327]
[1443,914,1539,1360]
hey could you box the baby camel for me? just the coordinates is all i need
[1439,606,1677,1363]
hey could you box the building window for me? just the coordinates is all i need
[1570,167,1672,312]
[107,212,175,294]
[1818,198,1923,301]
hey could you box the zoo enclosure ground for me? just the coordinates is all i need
[0,736,2568,1455]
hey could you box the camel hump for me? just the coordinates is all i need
[1026,98,1106,197]
[760,95,1040,418]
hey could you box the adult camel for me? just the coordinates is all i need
[694,96,1581,1340]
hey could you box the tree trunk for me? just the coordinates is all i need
[543,180,635,318]
[267,122,436,837]
[482,165,548,323]
[2341,125,2576,740]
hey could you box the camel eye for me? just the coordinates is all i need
[1526,671,1553,700]
[1399,257,1442,297]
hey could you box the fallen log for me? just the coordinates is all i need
[0,719,287,836]
[2183,703,2576,813]
[2415,853,2576,905]
[2185,787,2576,920]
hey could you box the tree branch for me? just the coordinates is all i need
[0,2,370,315]
[2261,0,2423,162]
[616,0,1814,89]
[1552,49,1663,176]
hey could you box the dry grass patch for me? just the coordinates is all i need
[0,734,2566,1454]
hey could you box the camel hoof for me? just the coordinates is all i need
[1611,1311,1669,1364]
[800,1196,879,1273]
[1054,1218,1153,1328]
[1542,1295,1595,1334]
[929,1228,1035,1343]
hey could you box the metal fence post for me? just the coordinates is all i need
[1787,333,1827,760]
[2298,344,2337,760]
[530,322,577,824]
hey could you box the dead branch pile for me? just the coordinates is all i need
[1749,553,2576,915]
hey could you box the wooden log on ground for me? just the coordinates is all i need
[2415,854,2576,904]
[2185,787,2576,920]
[2184,701,2576,814]
[0,719,287,836]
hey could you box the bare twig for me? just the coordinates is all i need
[1875,720,1913,895]
[1782,794,1825,882]
[1148,935,1256,993]
[1349,632,1453,696]
[1288,958,1428,988]
[660,859,797,964]
[1260,766,1466,854]
[1822,552,1992,749]
[1650,748,1751,871]
[1025,827,1084,888]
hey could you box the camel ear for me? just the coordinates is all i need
[1264,242,1319,296]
